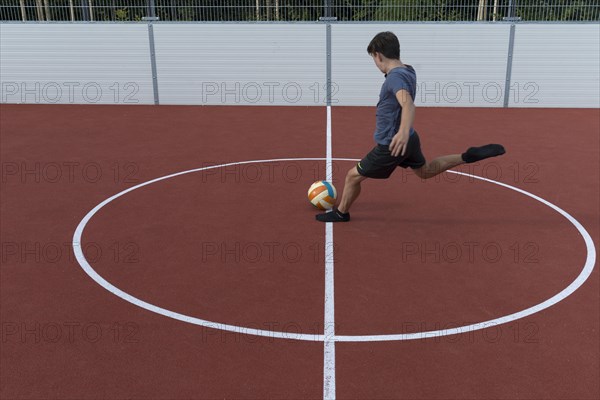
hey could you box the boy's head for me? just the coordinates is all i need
[367,31,400,60]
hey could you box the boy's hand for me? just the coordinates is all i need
[389,130,410,157]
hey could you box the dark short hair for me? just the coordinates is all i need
[367,31,400,60]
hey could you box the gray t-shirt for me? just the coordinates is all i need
[374,65,417,145]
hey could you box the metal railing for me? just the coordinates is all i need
[1,1,598,22]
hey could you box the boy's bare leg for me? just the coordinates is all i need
[316,166,366,222]
[337,166,367,213]
[414,154,464,180]
[415,143,507,179]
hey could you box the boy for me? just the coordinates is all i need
[316,31,505,222]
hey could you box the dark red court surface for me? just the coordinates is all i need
[1,104,598,399]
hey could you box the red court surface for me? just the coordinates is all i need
[1,104,598,399]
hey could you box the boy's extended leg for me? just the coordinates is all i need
[415,144,505,180]
[316,166,366,222]
[414,154,464,179]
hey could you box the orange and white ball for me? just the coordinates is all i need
[308,180,337,210]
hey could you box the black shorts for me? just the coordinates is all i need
[356,131,426,179]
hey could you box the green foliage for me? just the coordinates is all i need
[115,9,129,21]
[337,0,480,22]
[515,0,599,21]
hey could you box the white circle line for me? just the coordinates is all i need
[72,158,596,342]
[336,170,597,342]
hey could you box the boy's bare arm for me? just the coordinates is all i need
[389,89,415,157]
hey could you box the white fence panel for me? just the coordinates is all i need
[509,24,600,108]
[153,24,326,106]
[0,24,154,105]
[331,24,511,107]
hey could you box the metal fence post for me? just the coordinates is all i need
[19,0,26,21]
[144,0,160,105]
[147,0,156,19]
[326,0,331,106]
[80,0,89,21]
[503,0,521,108]
[320,0,336,107]
[508,0,517,19]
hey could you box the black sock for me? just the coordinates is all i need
[316,208,350,222]
[462,144,506,163]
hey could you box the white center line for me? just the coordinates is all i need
[323,105,336,400]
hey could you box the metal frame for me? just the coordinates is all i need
[2,1,599,23]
